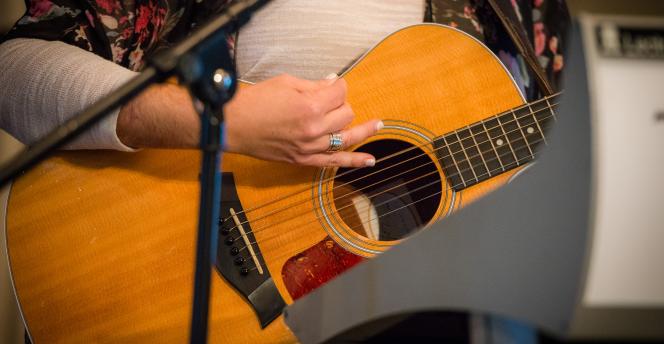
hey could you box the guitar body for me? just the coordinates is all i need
[6,24,525,343]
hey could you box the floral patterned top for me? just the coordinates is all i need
[3,0,568,99]
[3,0,232,71]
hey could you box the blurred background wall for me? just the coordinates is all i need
[1,1,663,343]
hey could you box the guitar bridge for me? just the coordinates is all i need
[216,173,286,328]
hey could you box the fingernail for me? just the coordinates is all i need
[365,158,376,167]
[375,120,384,131]
[324,73,338,84]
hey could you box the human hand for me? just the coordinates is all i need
[223,74,382,167]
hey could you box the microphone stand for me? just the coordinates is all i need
[0,1,270,342]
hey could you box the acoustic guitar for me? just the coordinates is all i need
[5,24,558,343]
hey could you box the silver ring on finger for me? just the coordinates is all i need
[327,132,344,152]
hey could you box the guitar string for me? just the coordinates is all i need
[236,135,549,268]
[222,92,561,224]
[229,130,551,258]
[224,105,557,240]
[228,114,548,245]
[239,133,548,269]
[221,103,558,237]
[228,164,440,244]
[224,93,559,221]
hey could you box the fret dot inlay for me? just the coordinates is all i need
[526,127,535,134]
[496,139,504,146]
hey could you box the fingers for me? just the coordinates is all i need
[302,119,383,154]
[285,74,347,114]
[282,73,338,92]
[321,102,354,133]
[257,74,382,168]
[310,78,347,113]
[283,75,321,92]
[339,119,384,149]
[295,119,383,167]
[299,151,377,168]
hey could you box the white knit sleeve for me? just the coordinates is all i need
[0,38,138,151]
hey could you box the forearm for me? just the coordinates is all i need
[117,83,200,149]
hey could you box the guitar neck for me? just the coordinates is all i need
[435,93,560,192]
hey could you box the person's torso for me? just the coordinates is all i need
[235,0,425,82]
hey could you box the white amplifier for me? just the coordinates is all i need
[572,13,664,340]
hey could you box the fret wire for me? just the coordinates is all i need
[454,130,478,183]
[515,108,543,152]
[544,97,558,122]
[527,102,548,146]
[467,124,490,175]
[442,135,467,188]
[461,93,559,136]
[496,115,520,165]
[500,112,530,163]
[511,109,534,158]
[481,120,505,172]
[454,118,556,183]
[438,114,553,191]
[428,95,560,164]
[470,124,500,180]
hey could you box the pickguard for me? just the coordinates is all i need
[282,237,364,300]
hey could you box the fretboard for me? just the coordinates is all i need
[435,93,559,192]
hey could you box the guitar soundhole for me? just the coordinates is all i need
[333,139,442,241]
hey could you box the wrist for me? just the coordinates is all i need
[222,97,242,154]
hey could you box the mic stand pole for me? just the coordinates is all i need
[0,1,271,343]
[172,32,235,344]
